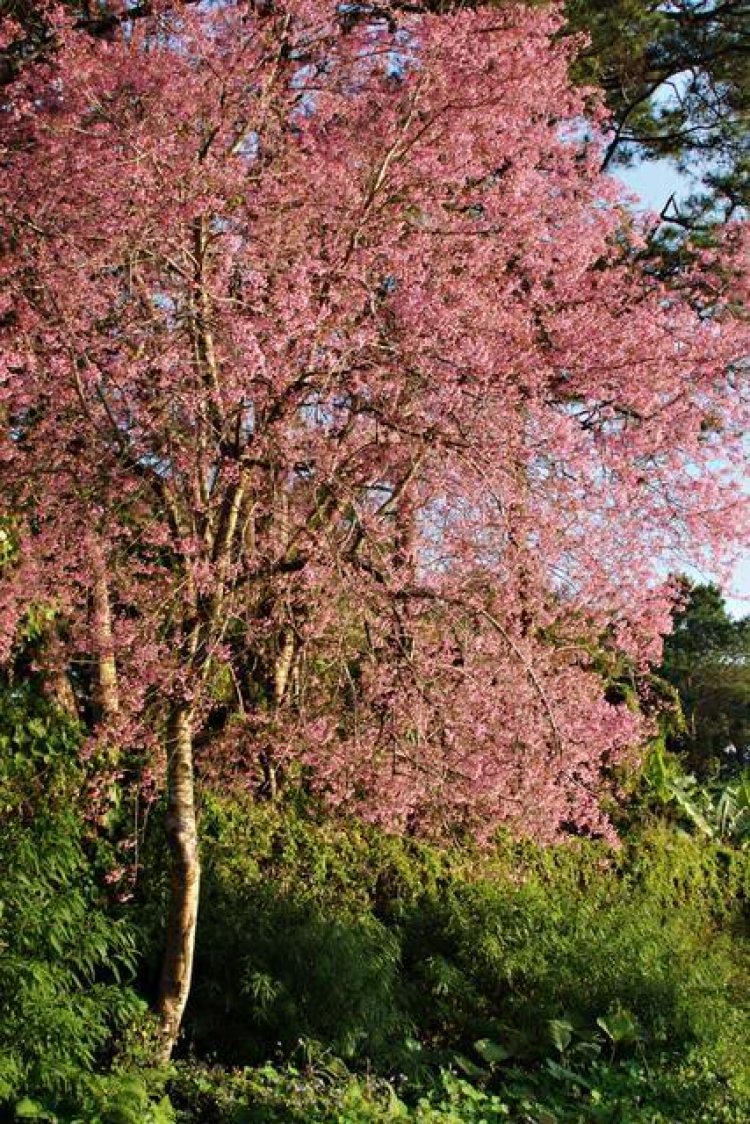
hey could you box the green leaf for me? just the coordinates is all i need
[545,1058,593,1090]
[453,1053,487,1079]
[14,1099,55,1121]
[596,1008,639,1044]
[549,1018,573,1054]
[474,1037,512,1064]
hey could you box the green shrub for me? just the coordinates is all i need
[5,692,744,1123]
[143,793,748,1098]
[181,799,415,1065]
[400,848,746,1064]
[0,811,144,1099]
[165,1055,750,1124]
[0,687,158,1120]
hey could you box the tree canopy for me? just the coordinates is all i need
[661,581,750,774]
[568,1,749,224]
[0,0,747,1056]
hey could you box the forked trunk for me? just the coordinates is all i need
[156,705,201,1062]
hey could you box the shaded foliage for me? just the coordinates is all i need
[129,795,750,1086]
[0,689,747,1121]
[661,581,750,776]
[0,688,151,1116]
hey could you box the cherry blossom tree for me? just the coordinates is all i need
[0,1,746,1056]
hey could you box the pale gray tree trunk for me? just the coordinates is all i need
[156,705,201,1061]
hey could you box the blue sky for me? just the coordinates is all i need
[615,160,749,619]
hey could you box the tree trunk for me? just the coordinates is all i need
[38,617,78,718]
[91,552,120,722]
[156,705,201,1062]
[46,655,79,718]
[273,629,295,706]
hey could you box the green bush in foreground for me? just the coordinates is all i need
[1,689,747,1123]
[163,797,747,1093]
[165,1055,750,1124]
[0,689,160,1122]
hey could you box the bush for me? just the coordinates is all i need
[399,834,747,1068]
[165,1056,750,1124]
[0,687,159,1120]
[142,793,748,1103]
[180,798,416,1065]
[3,692,746,1123]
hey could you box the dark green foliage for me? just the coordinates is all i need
[567,1,749,202]
[0,684,82,814]
[0,813,142,1100]
[397,830,748,1071]
[159,796,750,1122]
[164,1052,750,1123]
[0,687,160,1120]
[135,794,749,1114]
[177,799,418,1065]
[192,890,405,1065]
[1,689,748,1122]
[660,582,750,776]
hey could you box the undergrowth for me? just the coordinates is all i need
[1,696,747,1123]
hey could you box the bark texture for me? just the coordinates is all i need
[156,705,200,1061]
[91,550,120,722]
